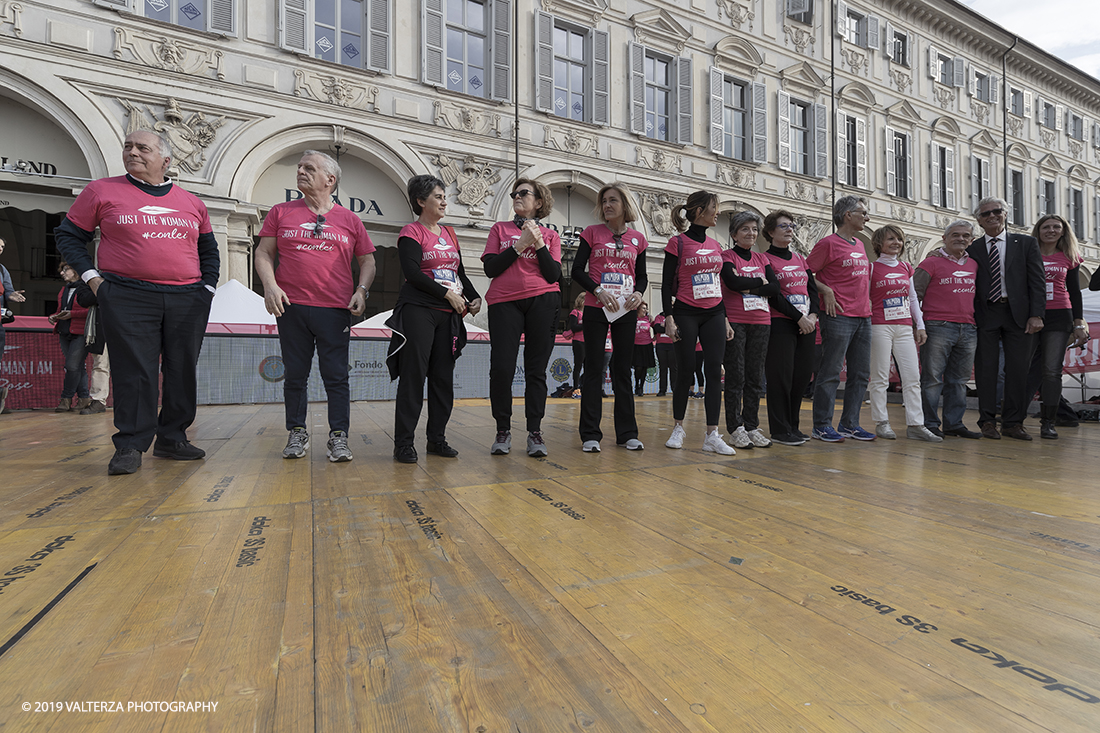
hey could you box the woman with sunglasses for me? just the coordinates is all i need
[662,190,736,454]
[1026,214,1088,438]
[389,174,482,464]
[482,179,562,456]
[571,182,648,452]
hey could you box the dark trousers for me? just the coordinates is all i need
[571,340,585,387]
[394,305,456,448]
[975,301,1038,427]
[277,303,352,433]
[97,281,211,452]
[672,310,726,425]
[58,332,90,399]
[1024,315,1073,410]
[725,322,770,432]
[656,344,676,394]
[579,305,638,442]
[766,318,814,437]
[694,350,705,391]
[488,292,560,432]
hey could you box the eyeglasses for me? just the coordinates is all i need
[775,222,798,231]
[313,214,326,238]
[848,210,870,218]
[978,208,1005,219]
[509,189,535,200]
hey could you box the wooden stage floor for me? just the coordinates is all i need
[1,397,1098,732]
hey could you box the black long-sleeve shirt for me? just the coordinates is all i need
[396,236,479,309]
[570,238,648,296]
[483,245,561,283]
[764,245,820,322]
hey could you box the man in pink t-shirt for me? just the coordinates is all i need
[255,151,376,463]
[807,196,874,442]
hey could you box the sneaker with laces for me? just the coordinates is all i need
[282,427,310,459]
[794,429,810,441]
[875,421,897,440]
[771,432,806,446]
[617,438,644,450]
[107,448,142,475]
[491,430,511,455]
[665,424,686,449]
[746,428,772,448]
[326,430,353,462]
[906,425,943,442]
[526,431,547,457]
[426,440,459,457]
[153,438,206,460]
[393,445,418,463]
[729,426,753,449]
[702,431,735,455]
[582,440,601,453]
[812,426,845,442]
[838,425,876,441]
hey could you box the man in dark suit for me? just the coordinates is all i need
[968,197,1046,440]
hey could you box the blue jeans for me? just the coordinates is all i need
[58,332,90,399]
[812,315,871,430]
[920,320,977,430]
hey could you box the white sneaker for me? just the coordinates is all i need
[875,421,897,440]
[906,425,944,442]
[702,431,735,455]
[617,438,644,450]
[746,428,772,448]
[665,424,686,449]
[730,426,753,449]
[582,440,601,453]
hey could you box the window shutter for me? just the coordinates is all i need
[675,55,693,146]
[1094,194,1100,243]
[944,146,955,209]
[1023,90,1033,118]
[904,132,914,200]
[367,0,390,72]
[856,116,867,188]
[1093,122,1100,147]
[866,16,879,51]
[422,0,444,86]
[209,0,235,35]
[928,44,938,79]
[966,64,975,97]
[906,31,915,66]
[787,0,810,15]
[836,112,848,181]
[813,103,828,178]
[835,0,848,37]
[1006,169,1015,221]
[885,127,896,196]
[93,0,133,9]
[710,67,725,155]
[628,43,646,136]
[1035,95,1044,122]
[981,158,991,203]
[751,82,767,164]
[970,155,979,211]
[929,142,940,205]
[777,91,792,171]
[592,29,610,126]
[988,74,999,105]
[884,20,894,58]
[534,12,554,113]
[1038,178,1047,216]
[1056,104,1065,131]
[280,0,312,54]
[489,0,512,102]
[952,56,965,87]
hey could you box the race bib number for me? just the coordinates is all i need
[691,272,721,300]
[1046,282,1054,301]
[601,272,630,298]
[883,296,910,321]
[786,293,810,316]
[742,294,768,311]
[433,269,462,295]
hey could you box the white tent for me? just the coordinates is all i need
[208,279,276,325]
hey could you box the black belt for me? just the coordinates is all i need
[989,296,1009,304]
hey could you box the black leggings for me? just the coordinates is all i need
[672,309,726,425]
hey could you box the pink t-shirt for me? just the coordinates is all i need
[653,314,673,344]
[664,234,724,310]
[764,251,811,321]
[65,175,211,286]
[917,255,978,324]
[258,200,375,309]
[1042,250,1079,311]
[581,224,648,307]
[399,221,463,299]
[568,308,584,342]
[481,221,562,304]
[807,234,871,318]
[870,260,915,325]
[722,248,773,325]
[635,315,653,345]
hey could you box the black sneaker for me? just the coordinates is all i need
[108,448,142,475]
[152,439,206,460]
[393,445,418,463]
[426,440,459,457]
[771,432,806,446]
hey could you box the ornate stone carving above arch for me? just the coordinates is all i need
[714,35,764,80]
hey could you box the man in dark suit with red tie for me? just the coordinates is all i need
[968,197,1046,440]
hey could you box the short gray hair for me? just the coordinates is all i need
[973,196,1007,217]
[128,129,172,159]
[729,210,763,237]
[943,219,974,238]
[301,149,342,188]
[833,195,867,228]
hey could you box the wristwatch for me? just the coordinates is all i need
[356,285,369,298]
[594,286,605,296]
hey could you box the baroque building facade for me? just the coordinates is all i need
[1,0,1098,322]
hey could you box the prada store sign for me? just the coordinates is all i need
[0,98,92,181]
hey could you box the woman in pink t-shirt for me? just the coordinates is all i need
[566,293,585,389]
[632,301,655,395]
[570,182,648,452]
[1027,214,1089,438]
[482,178,563,457]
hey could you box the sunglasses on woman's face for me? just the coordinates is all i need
[509,189,535,200]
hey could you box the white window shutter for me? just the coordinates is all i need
[953,56,965,88]
[813,103,828,177]
[592,29,610,126]
[1035,95,1044,122]
[944,146,955,209]
[1094,194,1100,242]
[788,0,810,15]
[751,82,768,164]
[884,20,894,58]
[836,112,848,181]
[1006,170,1015,221]
[856,117,867,188]
[675,55,693,146]
[904,132,914,200]
[1023,90,1033,118]
[777,90,792,171]
[422,0,444,86]
[981,159,991,202]
[209,0,236,35]
[989,74,999,105]
[966,64,975,97]
[709,67,725,155]
[534,12,554,113]
[628,43,646,136]
[1038,179,1047,216]
[970,155,979,211]
[835,0,848,38]
[489,0,511,102]
[366,0,390,72]
[1093,122,1100,147]
[1056,104,1065,131]
[280,0,312,55]
[929,142,940,205]
[928,44,938,79]
[885,127,897,196]
[866,16,880,52]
